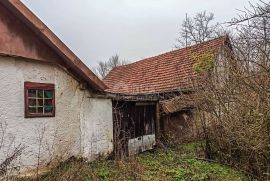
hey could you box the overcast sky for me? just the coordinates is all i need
[21,0,260,68]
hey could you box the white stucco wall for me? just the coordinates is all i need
[0,56,113,171]
[80,98,113,160]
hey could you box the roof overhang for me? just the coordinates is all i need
[1,0,107,92]
[160,93,202,114]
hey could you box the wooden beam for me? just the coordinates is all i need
[155,103,161,143]
[135,102,156,106]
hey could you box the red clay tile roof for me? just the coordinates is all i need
[1,0,107,92]
[104,36,230,95]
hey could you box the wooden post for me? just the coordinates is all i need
[155,102,161,143]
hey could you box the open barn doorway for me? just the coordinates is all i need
[112,101,157,158]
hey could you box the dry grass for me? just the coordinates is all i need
[17,143,247,181]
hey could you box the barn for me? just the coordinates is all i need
[103,36,231,156]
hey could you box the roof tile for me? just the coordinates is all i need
[104,36,228,94]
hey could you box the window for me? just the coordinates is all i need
[24,82,55,118]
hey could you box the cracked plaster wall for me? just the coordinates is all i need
[0,56,113,171]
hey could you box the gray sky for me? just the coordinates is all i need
[21,0,259,68]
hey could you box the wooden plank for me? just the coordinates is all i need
[135,102,156,106]
[155,103,161,142]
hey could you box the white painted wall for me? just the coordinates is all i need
[80,98,113,160]
[0,56,113,171]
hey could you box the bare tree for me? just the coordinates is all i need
[94,61,110,80]
[175,11,225,48]
[108,54,122,69]
[190,2,270,180]
[93,54,128,79]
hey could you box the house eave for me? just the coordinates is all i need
[0,0,107,92]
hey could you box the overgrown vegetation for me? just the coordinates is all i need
[18,143,247,181]
[191,2,270,180]
[0,121,25,180]
[192,51,215,74]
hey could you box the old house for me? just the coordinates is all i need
[103,36,231,155]
[0,0,113,172]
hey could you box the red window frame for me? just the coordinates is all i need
[24,82,55,118]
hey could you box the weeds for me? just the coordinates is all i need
[18,142,247,181]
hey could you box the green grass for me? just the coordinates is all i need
[19,143,248,181]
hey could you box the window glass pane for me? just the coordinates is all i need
[28,90,36,97]
[44,99,53,106]
[44,90,53,98]
[38,99,43,106]
[37,107,43,114]
[28,99,36,106]
[44,106,53,113]
[28,107,36,113]
[38,90,43,98]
